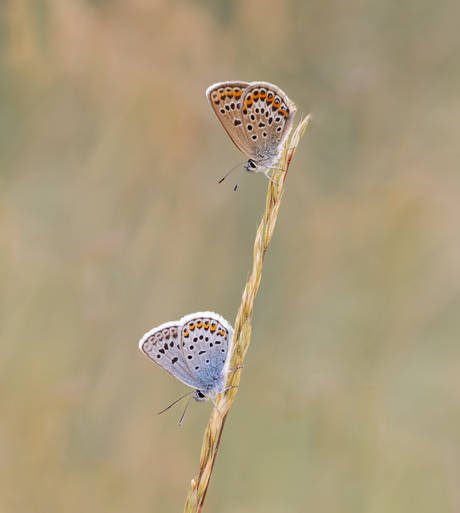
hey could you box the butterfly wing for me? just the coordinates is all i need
[139,320,199,389]
[240,82,297,163]
[206,81,254,158]
[207,81,297,164]
[180,312,234,393]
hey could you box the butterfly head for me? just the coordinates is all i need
[193,390,208,402]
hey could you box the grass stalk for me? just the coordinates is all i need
[184,115,311,513]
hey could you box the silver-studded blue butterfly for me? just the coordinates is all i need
[139,312,235,423]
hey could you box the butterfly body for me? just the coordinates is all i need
[206,81,296,185]
[139,312,234,402]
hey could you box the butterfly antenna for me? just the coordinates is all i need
[218,161,246,184]
[158,390,195,416]
[233,166,245,191]
[178,394,196,426]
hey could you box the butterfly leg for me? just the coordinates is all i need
[222,385,238,393]
[213,386,239,415]
[263,170,280,187]
[211,396,221,414]
[226,366,243,374]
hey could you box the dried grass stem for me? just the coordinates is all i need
[184,115,310,513]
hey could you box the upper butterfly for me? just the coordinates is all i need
[206,81,297,190]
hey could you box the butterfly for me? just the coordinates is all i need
[139,312,235,424]
[206,81,297,190]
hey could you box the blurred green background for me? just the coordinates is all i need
[1,0,460,511]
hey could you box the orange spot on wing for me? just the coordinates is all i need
[279,109,288,117]
[210,324,217,332]
[196,321,203,328]
[184,329,189,338]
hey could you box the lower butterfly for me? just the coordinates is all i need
[139,312,236,424]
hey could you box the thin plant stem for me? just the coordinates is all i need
[184,115,311,513]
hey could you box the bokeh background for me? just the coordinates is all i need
[1,0,460,511]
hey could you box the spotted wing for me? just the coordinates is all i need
[240,82,297,161]
[206,81,253,158]
[179,312,234,390]
[139,321,198,389]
